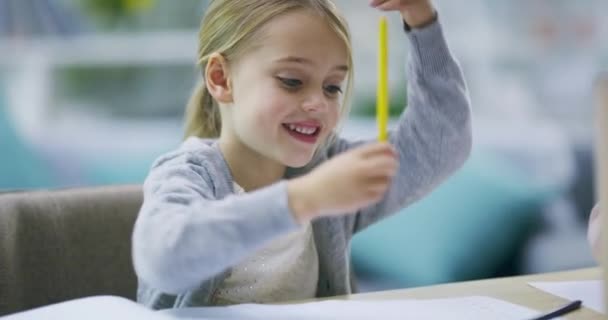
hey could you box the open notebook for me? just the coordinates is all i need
[160,296,547,320]
[2,296,174,320]
[2,295,555,320]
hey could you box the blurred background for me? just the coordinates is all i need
[1,0,607,291]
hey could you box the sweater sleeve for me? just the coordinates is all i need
[132,147,299,294]
[331,18,472,233]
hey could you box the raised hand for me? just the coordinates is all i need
[369,0,436,28]
[288,142,398,223]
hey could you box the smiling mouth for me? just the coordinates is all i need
[282,123,321,144]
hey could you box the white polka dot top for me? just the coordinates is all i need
[213,183,319,305]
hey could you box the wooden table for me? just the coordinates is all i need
[336,267,602,319]
[5,268,602,319]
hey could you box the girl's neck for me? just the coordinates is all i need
[218,137,286,192]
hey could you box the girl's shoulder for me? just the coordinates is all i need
[152,137,219,168]
[146,137,232,191]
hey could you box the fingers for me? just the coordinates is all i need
[365,156,398,175]
[376,2,401,11]
[369,0,386,6]
[355,142,397,159]
[363,175,393,201]
[353,156,398,189]
[369,0,402,11]
[350,143,398,180]
[370,0,426,12]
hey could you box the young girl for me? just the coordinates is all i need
[133,0,472,309]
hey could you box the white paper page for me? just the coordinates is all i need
[161,296,551,320]
[2,296,186,320]
[529,280,605,314]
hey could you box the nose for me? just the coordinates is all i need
[301,91,329,113]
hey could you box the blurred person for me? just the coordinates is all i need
[524,0,603,143]
[132,0,472,309]
[588,203,601,261]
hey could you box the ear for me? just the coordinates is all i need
[205,53,233,104]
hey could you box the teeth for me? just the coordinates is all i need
[296,127,314,135]
[286,124,317,135]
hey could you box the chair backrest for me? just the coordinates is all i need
[0,185,143,316]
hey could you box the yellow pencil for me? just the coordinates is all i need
[377,16,389,142]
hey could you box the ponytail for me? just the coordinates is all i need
[183,83,221,140]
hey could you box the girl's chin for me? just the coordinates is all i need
[281,150,317,168]
[282,156,313,168]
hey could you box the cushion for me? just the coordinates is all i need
[351,151,556,288]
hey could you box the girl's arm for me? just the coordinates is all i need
[132,145,299,295]
[332,17,472,232]
[588,203,602,262]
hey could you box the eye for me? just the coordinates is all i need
[276,77,302,89]
[324,85,343,96]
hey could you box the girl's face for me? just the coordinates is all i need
[224,9,348,168]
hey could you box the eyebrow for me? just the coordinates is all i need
[275,56,349,72]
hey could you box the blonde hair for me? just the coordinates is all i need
[183,0,354,140]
